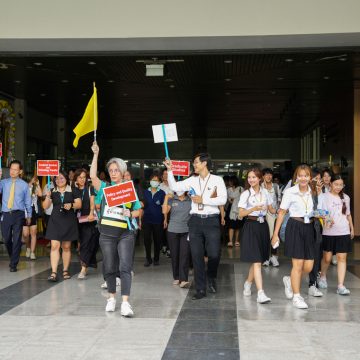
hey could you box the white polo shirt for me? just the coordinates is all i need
[280,184,314,217]
[238,187,273,217]
[167,171,227,215]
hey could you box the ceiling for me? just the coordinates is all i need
[0,51,358,139]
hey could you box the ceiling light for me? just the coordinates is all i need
[40,93,46,97]
[237,163,242,166]
[323,76,330,80]
[224,78,232,82]
[312,90,317,95]
[225,92,231,96]
[88,61,96,65]
[224,60,232,64]
[270,90,276,95]
[14,80,21,84]
[33,62,43,66]
[305,60,310,64]
[277,77,284,81]
[146,64,164,77]
[164,78,173,82]
[339,58,347,61]
[82,93,87,96]
[123,93,128,96]
[169,84,175,88]
[285,58,293,62]
[107,80,115,83]
[61,79,69,83]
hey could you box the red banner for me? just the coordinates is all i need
[0,142,2,157]
[103,181,138,207]
[37,160,60,176]
[172,160,190,177]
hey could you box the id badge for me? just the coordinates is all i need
[304,215,310,224]
[258,216,264,223]
[198,203,204,211]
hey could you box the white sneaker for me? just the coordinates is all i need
[105,297,116,312]
[318,277,328,289]
[283,276,293,299]
[116,277,121,286]
[308,285,323,297]
[100,281,108,289]
[30,252,36,260]
[269,255,279,267]
[257,290,271,304]
[243,281,252,296]
[337,286,350,295]
[26,248,31,258]
[331,255,337,265]
[292,295,308,309]
[120,301,134,317]
[262,260,270,267]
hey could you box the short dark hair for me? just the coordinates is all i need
[10,160,22,170]
[229,175,240,187]
[193,153,212,170]
[53,170,70,188]
[73,168,89,183]
[311,167,321,178]
[149,172,161,181]
[262,168,273,176]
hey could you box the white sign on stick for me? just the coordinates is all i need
[152,123,178,143]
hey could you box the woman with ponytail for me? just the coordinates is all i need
[318,175,354,295]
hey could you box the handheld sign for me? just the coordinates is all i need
[103,181,137,208]
[37,160,60,176]
[172,161,190,177]
[152,123,178,159]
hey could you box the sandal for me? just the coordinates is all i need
[227,242,233,248]
[235,242,240,247]
[48,272,58,282]
[63,270,71,280]
[78,271,87,280]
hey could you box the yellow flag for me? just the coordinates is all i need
[73,84,98,147]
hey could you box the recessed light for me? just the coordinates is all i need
[277,77,284,81]
[225,92,231,96]
[224,60,232,64]
[88,61,96,65]
[164,78,173,82]
[61,79,69,83]
[40,93,46,97]
[339,58,347,61]
[14,80,21,84]
[107,80,115,83]
[312,90,317,95]
[169,84,175,88]
[323,76,330,80]
[123,93,128,96]
[237,163,242,166]
[33,62,43,66]
[224,78,232,82]
[270,90,276,95]
[305,60,310,64]
[285,58,293,62]
[82,93,87,96]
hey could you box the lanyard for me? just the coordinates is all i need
[299,193,310,214]
[199,174,211,198]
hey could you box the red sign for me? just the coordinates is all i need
[0,142,2,157]
[172,160,190,177]
[37,160,60,176]
[103,181,138,207]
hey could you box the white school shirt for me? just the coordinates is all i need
[167,171,227,215]
[261,182,281,215]
[318,192,351,236]
[238,187,273,217]
[280,184,314,217]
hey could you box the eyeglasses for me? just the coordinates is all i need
[108,169,120,174]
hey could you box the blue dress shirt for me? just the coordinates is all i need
[0,177,32,216]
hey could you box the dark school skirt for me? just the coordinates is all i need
[284,218,316,260]
[240,219,270,263]
[322,235,352,254]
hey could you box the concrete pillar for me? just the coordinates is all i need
[14,98,27,165]
[354,88,360,235]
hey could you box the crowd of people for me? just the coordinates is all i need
[0,146,355,316]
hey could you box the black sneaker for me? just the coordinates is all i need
[153,260,160,266]
[208,278,217,293]
[144,259,153,267]
[192,290,206,300]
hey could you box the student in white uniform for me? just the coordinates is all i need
[261,168,281,267]
[239,168,276,304]
[271,164,318,309]
[318,174,354,295]
[164,153,227,300]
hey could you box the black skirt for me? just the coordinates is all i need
[322,235,352,254]
[240,219,270,263]
[284,218,316,260]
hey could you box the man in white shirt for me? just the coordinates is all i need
[164,153,227,300]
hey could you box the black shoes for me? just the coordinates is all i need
[153,260,160,266]
[9,267,17,272]
[208,278,217,293]
[192,290,206,300]
[144,259,153,267]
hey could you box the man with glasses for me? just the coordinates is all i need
[164,153,227,299]
[0,160,32,272]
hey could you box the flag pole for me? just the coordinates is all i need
[93,82,97,143]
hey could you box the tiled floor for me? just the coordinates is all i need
[0,241,360,359]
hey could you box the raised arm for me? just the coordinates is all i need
[90,142,101,191]
[164,159,192,192]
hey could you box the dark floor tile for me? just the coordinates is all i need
[182,298,236,310]
[162,348,240,360]
[173,319,238,333]
[179,308,237,321]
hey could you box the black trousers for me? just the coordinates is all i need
[309,221,323,287]
[167,231,190,281]
[1,211,25,268]
[188,215,221,292]
[143,223,162,262]
[79,222,99,267]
